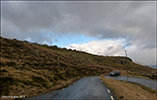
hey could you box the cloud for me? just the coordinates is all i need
[2,1,156,65]
[66,39,125,56]
[2,2,156,48]
[127,45,156,65]
[66,39,156,65]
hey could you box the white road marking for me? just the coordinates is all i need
[72,88,89,99]
[110,96,114,100]
[107,89,110,93]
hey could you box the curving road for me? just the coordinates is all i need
[105,75,157,90]
[24,76,116,100]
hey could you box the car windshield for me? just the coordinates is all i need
[112,71,118,73]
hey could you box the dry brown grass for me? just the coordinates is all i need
[114,69,154,79]
[1,66,83,100]
[1,37,156,99]
[100,76,157,100]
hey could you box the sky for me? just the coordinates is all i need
[1,1,156,65]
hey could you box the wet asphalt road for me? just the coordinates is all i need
[24,76,115,100]
[105,75,157,90]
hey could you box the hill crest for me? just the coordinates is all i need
[0,36,156,98]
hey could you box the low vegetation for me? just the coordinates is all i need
[0,37,156,99]
[100,76,157,100]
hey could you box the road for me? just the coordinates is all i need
[105,75,157,90]
[24,76,115,100]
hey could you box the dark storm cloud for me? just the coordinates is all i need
[2,1,156,48]
[2,2,63,32]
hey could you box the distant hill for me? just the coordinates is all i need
[0,37,156,99]
[147,65,157,69]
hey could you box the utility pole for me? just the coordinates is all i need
[50,33,52,46]
[125,50,127,57]
[79,45,81,51]
[124,50,128,81]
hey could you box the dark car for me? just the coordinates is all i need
[109,71,121,76]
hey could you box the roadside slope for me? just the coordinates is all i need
[0,37,156,98]
[100,76,157,100]
[105,75,157,90]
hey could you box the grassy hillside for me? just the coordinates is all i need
[0,37,156,99]
[100,76,157,100]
